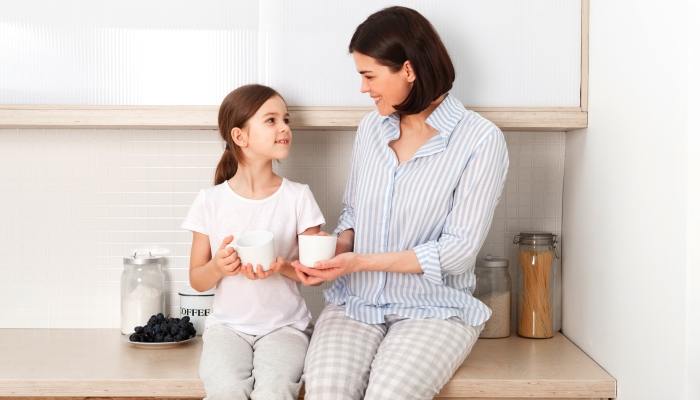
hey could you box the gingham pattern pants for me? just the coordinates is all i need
[302,303,484,400]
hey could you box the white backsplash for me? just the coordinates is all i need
[0,128,563,331]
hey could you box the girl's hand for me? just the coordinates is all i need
[240,256,284,281]
[291,252,358,284]
[214,236,242,276]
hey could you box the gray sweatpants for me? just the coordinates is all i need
[199,324,311,400]
[303,303,484,400]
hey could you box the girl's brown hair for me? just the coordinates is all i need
[349,6,455,115]
[214,84,283,185]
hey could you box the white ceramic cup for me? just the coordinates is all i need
[298,235,337,268]
[226,231,276,272]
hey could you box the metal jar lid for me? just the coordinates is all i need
[476,254,509,268]
[513,232,557,245]
[123,251,163,265]
[513,232,559,258]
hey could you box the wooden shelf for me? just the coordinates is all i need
[0,329,615,399]
[0,105,587,131]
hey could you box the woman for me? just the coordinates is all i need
[292,6,509,400]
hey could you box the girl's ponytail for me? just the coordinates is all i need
[214,144,239,185]
[214,84,282,185]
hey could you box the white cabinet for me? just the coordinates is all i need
[1,0,582,107]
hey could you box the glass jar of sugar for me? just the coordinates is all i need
[120,252,165,335]
[474,255,512,338]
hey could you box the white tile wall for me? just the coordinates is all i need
[0,129,563,331]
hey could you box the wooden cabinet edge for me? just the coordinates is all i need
[0,106,587,131]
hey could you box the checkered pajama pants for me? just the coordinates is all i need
[302,304,483,400]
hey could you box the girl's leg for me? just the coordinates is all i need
[199,324,255,400]
[302,304,387,400]
[249,326,310,400]
[364,317,483,400]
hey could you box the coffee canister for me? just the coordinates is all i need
[179,286,215,335]
[474,255,511,338]
[513,232,558,339]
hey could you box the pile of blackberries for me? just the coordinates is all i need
[128,313,196,343]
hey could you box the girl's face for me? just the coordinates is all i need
[353,52,415,116]
[236,95,291,161]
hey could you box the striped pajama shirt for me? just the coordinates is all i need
[304,93,509,400]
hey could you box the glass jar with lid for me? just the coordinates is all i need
[513,232,558,339]
[121,252,165,334]
[474,254,512,338]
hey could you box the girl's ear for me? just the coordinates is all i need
[231,127,247,147]
[403,60,416,83]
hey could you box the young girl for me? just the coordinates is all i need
[182,84,325,400]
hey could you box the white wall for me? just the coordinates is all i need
[687,2,700,398]
[562,1,693,399]
[0,128,565,331]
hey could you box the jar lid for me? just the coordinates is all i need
[178,286,215,296]
[476,254,509,268]
[513,232,557,245]
[123,251,163,265]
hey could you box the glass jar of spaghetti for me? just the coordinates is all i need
[513,232,558,339]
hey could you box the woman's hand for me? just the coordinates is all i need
[291,252,359,285]
[240,256,284,281]
[214,235,242,276]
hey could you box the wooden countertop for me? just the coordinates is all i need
[0,329,615,399]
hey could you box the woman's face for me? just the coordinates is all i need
[353,52,414,116]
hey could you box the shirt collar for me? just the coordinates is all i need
[380,93,465,143]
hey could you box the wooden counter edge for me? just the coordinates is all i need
[0,377,615,398]
[0,380,204,398]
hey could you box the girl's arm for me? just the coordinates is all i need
[189,232,242,292]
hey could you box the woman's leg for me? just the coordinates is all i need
[250,326,310,400]
[303,304,387,400]
[199,324,255,400]
[364,317,483,400]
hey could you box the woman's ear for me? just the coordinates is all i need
[403,60,416,83]
[231,127,247,147]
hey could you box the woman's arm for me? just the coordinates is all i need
[189,232,242,292]
[293,248,422,283]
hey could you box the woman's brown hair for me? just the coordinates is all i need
[349,6,455,115]
[214,84,283,185]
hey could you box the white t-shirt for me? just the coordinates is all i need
[182,178,325,336]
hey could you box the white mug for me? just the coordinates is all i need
[226,231,276,272]
[298,235,337,268]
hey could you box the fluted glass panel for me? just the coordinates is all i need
[1,0,581,106]
[1,0,259,105]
